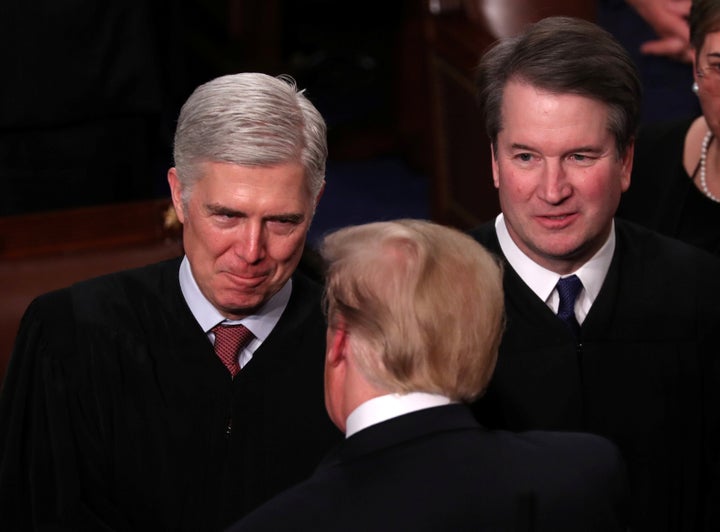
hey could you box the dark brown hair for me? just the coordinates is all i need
[690,0,720,52]
[476,16,641,157]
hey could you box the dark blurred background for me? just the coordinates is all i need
[1,0,696,235]
[0,0,435,238]
[0,0,617,237]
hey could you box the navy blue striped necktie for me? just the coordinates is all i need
[556,275,583,337]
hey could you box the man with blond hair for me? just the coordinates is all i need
[228,219,629,531]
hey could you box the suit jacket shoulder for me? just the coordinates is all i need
[229,404,628,532]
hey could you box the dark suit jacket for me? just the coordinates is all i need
[227,404,629,532]
[470,219,720,532]
[0,257,342,531]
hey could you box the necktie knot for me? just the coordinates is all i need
[556,275,583,337]
[212,324,254,377]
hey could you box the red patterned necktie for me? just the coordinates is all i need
[211,324,254,377]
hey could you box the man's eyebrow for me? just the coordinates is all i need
[265,213,305,223]
[206,203,246,217]
[205,203,306,223]
[567,145,604,154]
[509,142,602,154]
[510,142,534,151]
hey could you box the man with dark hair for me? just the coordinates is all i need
[471,16,720,531]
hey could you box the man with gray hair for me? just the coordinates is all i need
[0,73,342,530]
[228,219,629,531]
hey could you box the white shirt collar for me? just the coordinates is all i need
[178,256,291,364]
[344,392,455,438]
[494,214,615,321]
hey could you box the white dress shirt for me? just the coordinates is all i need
[178,256,291,368]
[345,392,455,438]
[494,214,615,323]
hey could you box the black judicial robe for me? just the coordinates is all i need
[228,404,629,532]
[0,257,342,531]
[470,219,720,532]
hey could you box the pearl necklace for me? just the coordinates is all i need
[699,130,720,203]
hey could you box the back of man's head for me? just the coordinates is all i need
[320,219,505,402]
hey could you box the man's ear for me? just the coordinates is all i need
[167,168,186,224]
[491,143,500,189]
[314,181,326,209]
[326,318,348,368]
[620,139,634,193]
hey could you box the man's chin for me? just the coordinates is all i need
[216,295,266,320]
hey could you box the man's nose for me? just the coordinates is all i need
[234,222,266,264]
[538,160,572,204]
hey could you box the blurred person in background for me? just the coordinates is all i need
[618,0,720,256]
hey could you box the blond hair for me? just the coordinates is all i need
[321,219,505,402]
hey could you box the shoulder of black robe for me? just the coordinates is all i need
[468,217,720,530]
[0,258,341,531]
[601,219,720,529]
[468,220,500,253]
[0,258,188,530]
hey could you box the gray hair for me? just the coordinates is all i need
[173,72,327,203]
